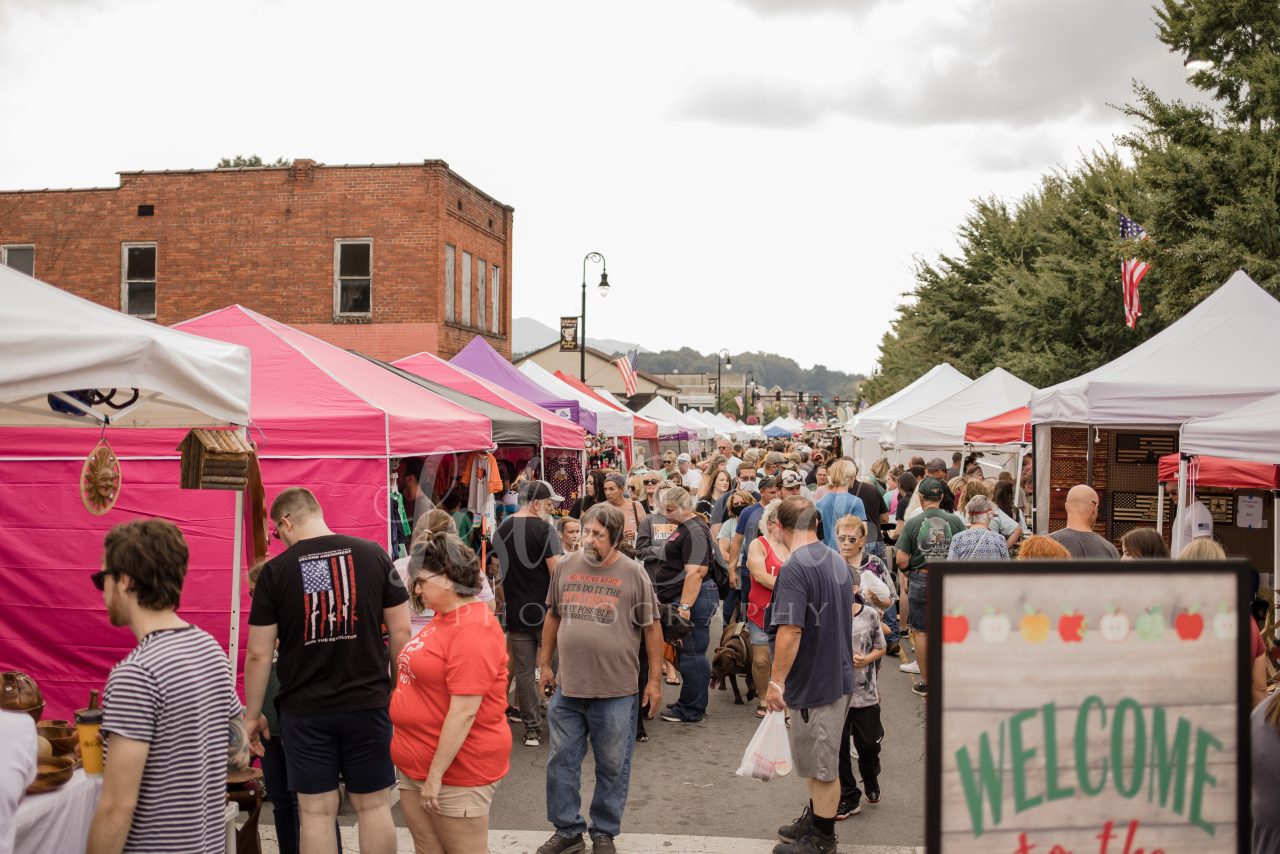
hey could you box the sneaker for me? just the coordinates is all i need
[777,804,813,843]
[912,682,928,697]
[505,706,522,722]
[660,711,703,723]
[773,828,837,854]
[835,797,861,819]
[536,833,585,854]
[589,834,616,854]
[885,643,901,656]
[899,660,920,674]
[866,790,881,805]
[524,728,542,747]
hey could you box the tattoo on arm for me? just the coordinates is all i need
[228,714,251,771]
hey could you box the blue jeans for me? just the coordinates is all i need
[881,595,901,646]
[546,690,639,838]
[669,581,719,721]
[722,566,752,624]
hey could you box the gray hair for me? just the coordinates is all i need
[966,495,994,517]
[758,499,783,537]
[661,485,695,514]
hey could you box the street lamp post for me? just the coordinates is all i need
[580,252,609,381]
[745,370,755,417]
[715,349,732,415]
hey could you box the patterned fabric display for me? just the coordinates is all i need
[545,450,584,513]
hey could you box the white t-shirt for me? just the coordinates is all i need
[724,457,741,477]
[679,467,703,491]
[1174,500,1214,547]
[0,711,36,854]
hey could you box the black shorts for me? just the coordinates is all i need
[280,706,395,795]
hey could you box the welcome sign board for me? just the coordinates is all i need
[926,560,1251,854]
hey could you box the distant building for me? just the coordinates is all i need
[0,159,512,360]
[515,344,678,403]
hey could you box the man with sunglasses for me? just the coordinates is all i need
[87,519,249,854]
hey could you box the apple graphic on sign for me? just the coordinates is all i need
[979,609,1011,643]
[1020,605,1051,643]
[1175,606,1204,640]
[1214,604,1236,640]
[1099,608,1129,642]
[1058,608,1086,643]
[1136,607,1165,641]
[942,610,969,644]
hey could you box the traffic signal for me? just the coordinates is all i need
[775,390,781,402]
[834,394,840,405]
[798,392,805,403]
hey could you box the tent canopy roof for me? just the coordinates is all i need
[450,336,586,432]
[882,367,1035,451]
[1180,390,1280,466]
[0,266,251,428]
[965,406,1032,446]
[847,364,972,439]
[518,362,633,437]
[552,371,662,440]
[1032,271,1280,427]
[393,351,585,451]
[637,397,715,440]
[1156,452,1280,490]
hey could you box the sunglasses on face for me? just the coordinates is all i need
[835,534,864,543]
[644,479,659,485]
[91,569,116,591]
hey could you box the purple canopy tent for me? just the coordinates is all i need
[450,337,595,435]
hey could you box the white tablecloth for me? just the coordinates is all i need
[14,769,101,854]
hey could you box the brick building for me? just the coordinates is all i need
[0,159,513,360]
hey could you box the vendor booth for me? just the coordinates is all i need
[843,363,972,474]
[879,367,1034,453]
[1029,271,1280,570]
[450,336,586,431]
[637,396,716,442]
[519,361,634,437]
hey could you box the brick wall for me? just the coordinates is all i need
[0,160,512,360]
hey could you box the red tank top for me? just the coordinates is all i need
[746,536,783,628]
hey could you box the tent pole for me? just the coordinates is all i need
[1013,446,1025,511]
[1272,490,1279,615]
[1173,455,1189,557]
[1085,426,1095,487]
[230,489,244,670]
[1156,482,1165,536]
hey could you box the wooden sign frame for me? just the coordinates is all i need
[926,559,1252,854]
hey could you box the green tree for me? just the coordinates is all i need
[217,155,292,168]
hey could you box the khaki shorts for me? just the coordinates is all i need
[787,694,853,782]
[397,773,498,818]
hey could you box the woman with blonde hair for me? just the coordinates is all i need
[1178,538,1227,561]
[745,499,788,716]
[869,457,891,492]
[816,459,867,550]
[391,530,510,854]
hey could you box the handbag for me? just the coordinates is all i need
[656,602,693,643]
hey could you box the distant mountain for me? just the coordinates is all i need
[512,317,647,359]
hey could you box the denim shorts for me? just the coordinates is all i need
[907,571,928,633]
[745,620,770,647]
[281,706,396,795]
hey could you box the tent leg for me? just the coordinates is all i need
[1173,455,1189,557]
[1273,492,1279,617]
[230,489,244,671]
[1156,482,1165,536]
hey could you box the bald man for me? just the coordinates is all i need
[1047,485,1120,559]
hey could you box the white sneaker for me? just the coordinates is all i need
[899,660,920,674]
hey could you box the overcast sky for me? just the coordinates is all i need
[0,0,1198,375]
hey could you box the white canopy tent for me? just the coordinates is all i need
[686,409,734,438]
[1181,392,1280,465]
[844,363,972,471]
[881,367,1036,452]
[518,361,634,437]
[0,265,252,428]
[591,387,683,438]
[711,412,754,440]
[637,396,715,441]
[0,267,254,662]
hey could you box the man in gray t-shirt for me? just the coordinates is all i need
[1047,485,1120,559]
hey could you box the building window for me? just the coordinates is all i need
[476,258,487,330]
[491,265,501,334]
[444,244,456,322]
[121,242,156,317]
[334,239,372,316]
[461,252,472,326]
[1,245,34,277]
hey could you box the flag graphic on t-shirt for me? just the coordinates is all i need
[300,550,358,643]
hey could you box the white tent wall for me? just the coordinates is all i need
[881,367,1035,452]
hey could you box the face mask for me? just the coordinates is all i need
[739,479,758,492]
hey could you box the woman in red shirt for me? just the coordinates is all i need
[390,530,511,853]
[745,500,788,717]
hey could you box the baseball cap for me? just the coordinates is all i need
[780,470,805,489]
[764,451,785,466]
[676,453,691,463]
[520,480,564,503]
[926,457,948,473]
[919,477,946,501]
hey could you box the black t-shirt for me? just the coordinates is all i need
[494,515,564,631]
[655,518,715,604]
[850,481,888,544]
[249,534,408,716]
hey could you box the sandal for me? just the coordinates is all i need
[754,706,767,719]
[664,672,681,686]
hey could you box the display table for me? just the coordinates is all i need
[14,769,102,854]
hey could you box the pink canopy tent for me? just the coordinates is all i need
[395,351,585,450]
[0,306,492,717]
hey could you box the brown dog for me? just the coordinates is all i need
[710,621,756,705]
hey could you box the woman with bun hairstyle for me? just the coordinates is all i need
[390,530,510,853]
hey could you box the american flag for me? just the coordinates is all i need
[1120,214,1150,329]
[614,349,639,397]
[734,394,744,414]
[300,551,358,643]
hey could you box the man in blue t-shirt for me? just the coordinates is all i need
[766,497,854,854]
[724,475,779,623]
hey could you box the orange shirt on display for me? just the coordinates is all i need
[389,602,511,786]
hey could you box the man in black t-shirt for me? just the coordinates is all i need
[245,487,409,854]
[494,480,564,746]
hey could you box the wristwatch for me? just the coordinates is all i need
[677,603,691,614]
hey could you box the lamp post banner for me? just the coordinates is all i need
[926,559,1251,854]
[560,316,579,352]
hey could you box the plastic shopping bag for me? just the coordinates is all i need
[735,710,793,781]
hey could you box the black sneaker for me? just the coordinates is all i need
[524,728,541,747]
[865,790,881,805]
[777,804,813,843]
[589,833,616,854]
[912,682,928,697]
[536,833,586,854]
[835,796,861,819]
[506,705,522,722]
[773,827,837,854]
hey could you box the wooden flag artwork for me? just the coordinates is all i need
[927,560,1252,854]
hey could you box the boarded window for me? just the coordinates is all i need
[491,265,501,333]
[476,258,486,330]
[445,244,456,322]
[461,252,472,325]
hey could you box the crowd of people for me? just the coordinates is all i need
[6,435,1271,854]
